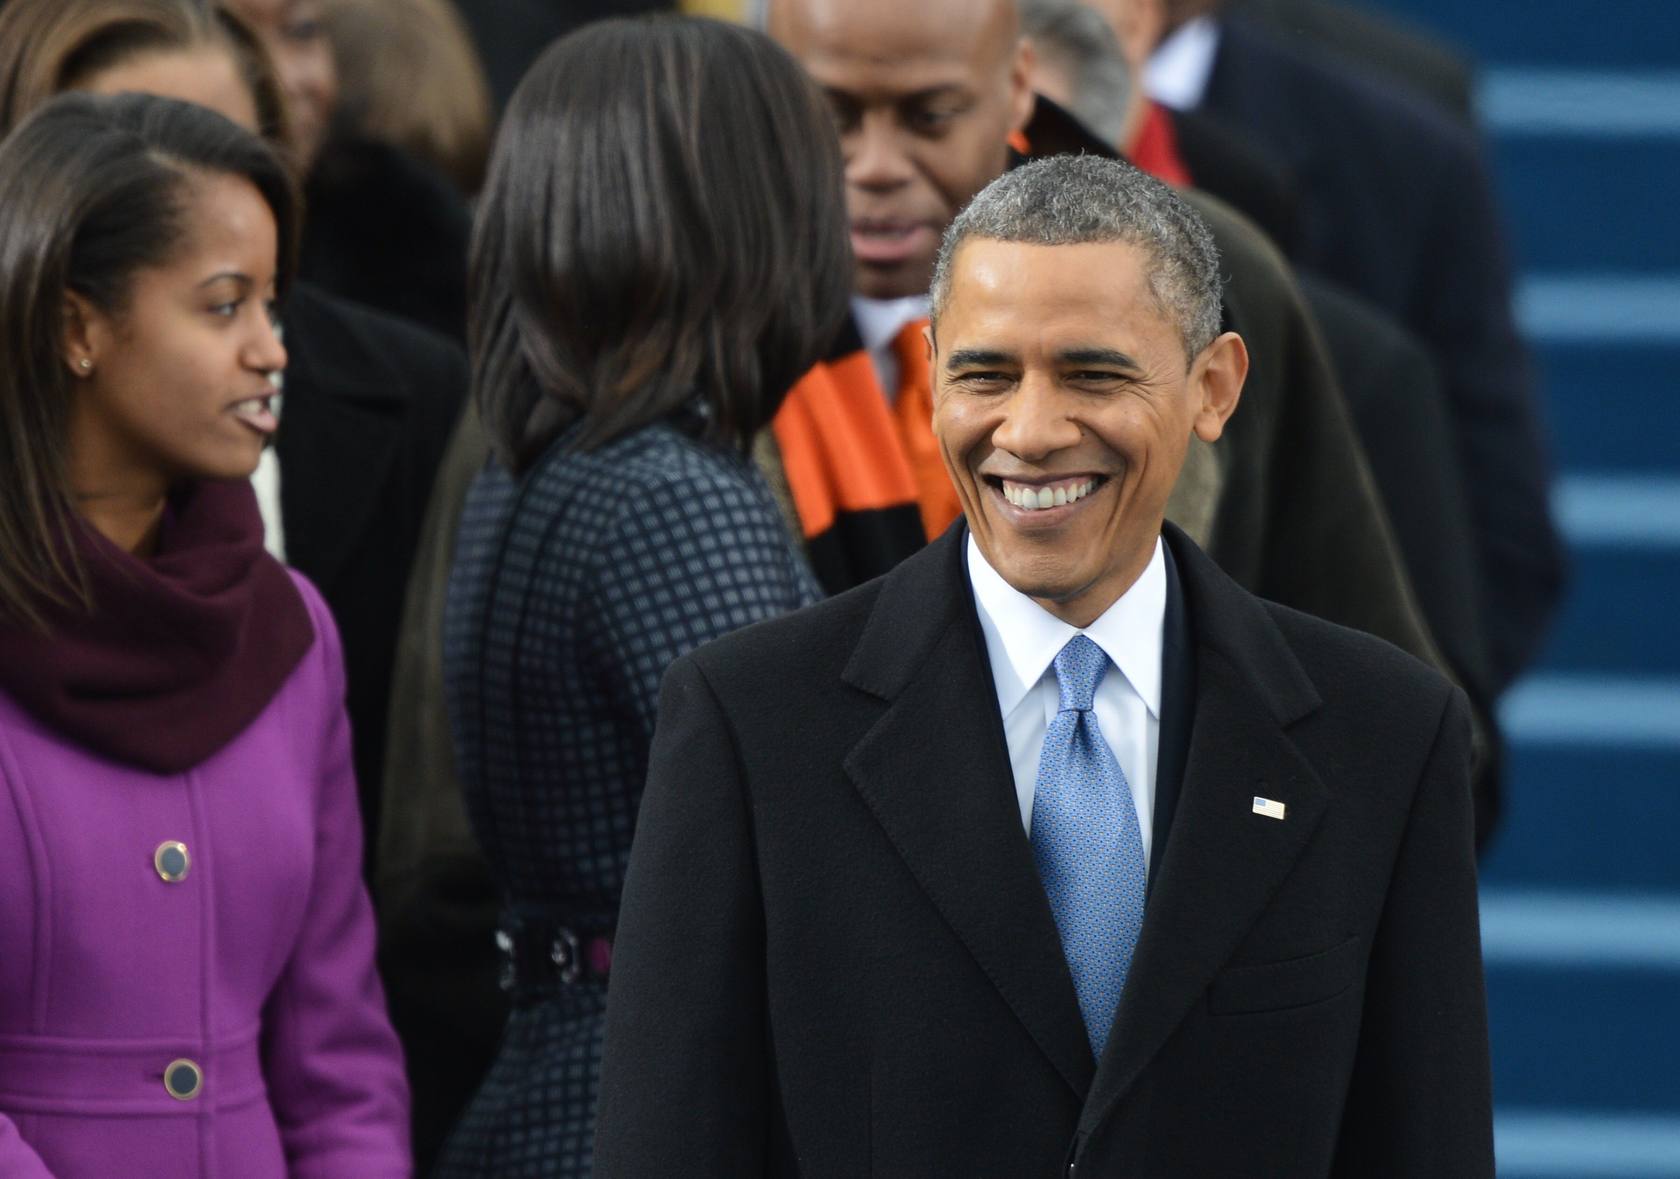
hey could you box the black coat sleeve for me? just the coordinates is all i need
[593,655,771,1177]
[1333,687,1494,1175]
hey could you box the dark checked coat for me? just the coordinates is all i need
[432,420,819,1178]
[594,522,1493,1176]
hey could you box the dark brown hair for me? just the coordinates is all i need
[0,0,292,154]
[470,15,852,469]
[0,91,299,627]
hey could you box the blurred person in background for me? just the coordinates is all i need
[222,0,472,338]
[322,0,494,196]
[1140,0,1565,694]
[0,0,469,879]
[1023,0,1502,842]
[0,91,409,1178]
[431,15,850,1176]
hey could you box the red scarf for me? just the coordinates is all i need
[1127,101,1193,188]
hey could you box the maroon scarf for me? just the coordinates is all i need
[0,480,314,773]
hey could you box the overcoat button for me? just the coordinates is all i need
[164,1059,203,1101]
[154,841,190,883]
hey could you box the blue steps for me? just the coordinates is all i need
[1355,1,1679,1174]
[1482,744,1680,892]
[1531,546,1680,673]
[1352,0,1680,69]
[1538,345,1680,471]
[1498,139,1680,274]
[1487,963,1680,1112]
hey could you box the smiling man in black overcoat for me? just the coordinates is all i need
[594,155,1493,1177]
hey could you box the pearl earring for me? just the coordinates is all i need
[78,358,92,371]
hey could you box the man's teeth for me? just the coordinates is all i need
[1002,479,1098,510]
[231,397,268,414]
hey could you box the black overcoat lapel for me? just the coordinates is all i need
[840,527,1096,1099]
[1081,525,1329,1138]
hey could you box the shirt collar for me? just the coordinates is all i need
[852,294,932,356]
[1145,15,1222,111]
[967,532,1167,719]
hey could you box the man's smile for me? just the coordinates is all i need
[982,473,1113,523]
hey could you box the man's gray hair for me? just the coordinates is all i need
[931,154,1224,358]
[1021,0,1134,147]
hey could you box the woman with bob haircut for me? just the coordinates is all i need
[435,15,851,1177]
[0,92,409,1177]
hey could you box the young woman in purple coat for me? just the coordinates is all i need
[0,93,410,1177]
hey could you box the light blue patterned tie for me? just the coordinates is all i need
[1031,634,1148,1058]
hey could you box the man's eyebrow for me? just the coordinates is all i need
[945,348,1017,370]
[822,84,969,107]
[1058,347,1144,371]
[900,84,970,105]
[196,271,252,291]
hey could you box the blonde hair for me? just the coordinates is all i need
[324,0,493,193]
[0,0,292,154]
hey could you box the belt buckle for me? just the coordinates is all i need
[550,927,583,984]
[494,927,517,993]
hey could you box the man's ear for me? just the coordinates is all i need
[60,291,107,379]
[1189,330,1247,443]
[1009,36,1038,137]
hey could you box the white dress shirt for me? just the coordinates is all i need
[251,436,285,561]
[852,293,932,401]
[251,339,286,561]
[1145,15,1223,112]
[968,534,1166,868]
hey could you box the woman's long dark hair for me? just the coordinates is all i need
[470,15,853,470]
[0,91,298,627]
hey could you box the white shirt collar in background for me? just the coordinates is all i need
[852,293,932,402]
[251,443,285,562]
[1146,15,1223,111]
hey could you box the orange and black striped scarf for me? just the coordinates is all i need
[771,317,951,594]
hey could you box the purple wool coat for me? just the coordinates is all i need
[0,574,411,1177]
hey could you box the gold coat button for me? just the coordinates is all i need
[164,1059,203,1101]
[154,841,190,883]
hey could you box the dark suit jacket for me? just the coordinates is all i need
[1235,0,1475,124]
[594,523,1492,1176]
[1169,105,1301,256]
[1201,16,1564,689]
[1298,276,1491,699]
[1296,274,1502,842]
[301,136,471,342]
[275,282,466,865]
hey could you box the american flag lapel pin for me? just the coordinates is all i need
[1252,796,1287,821]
